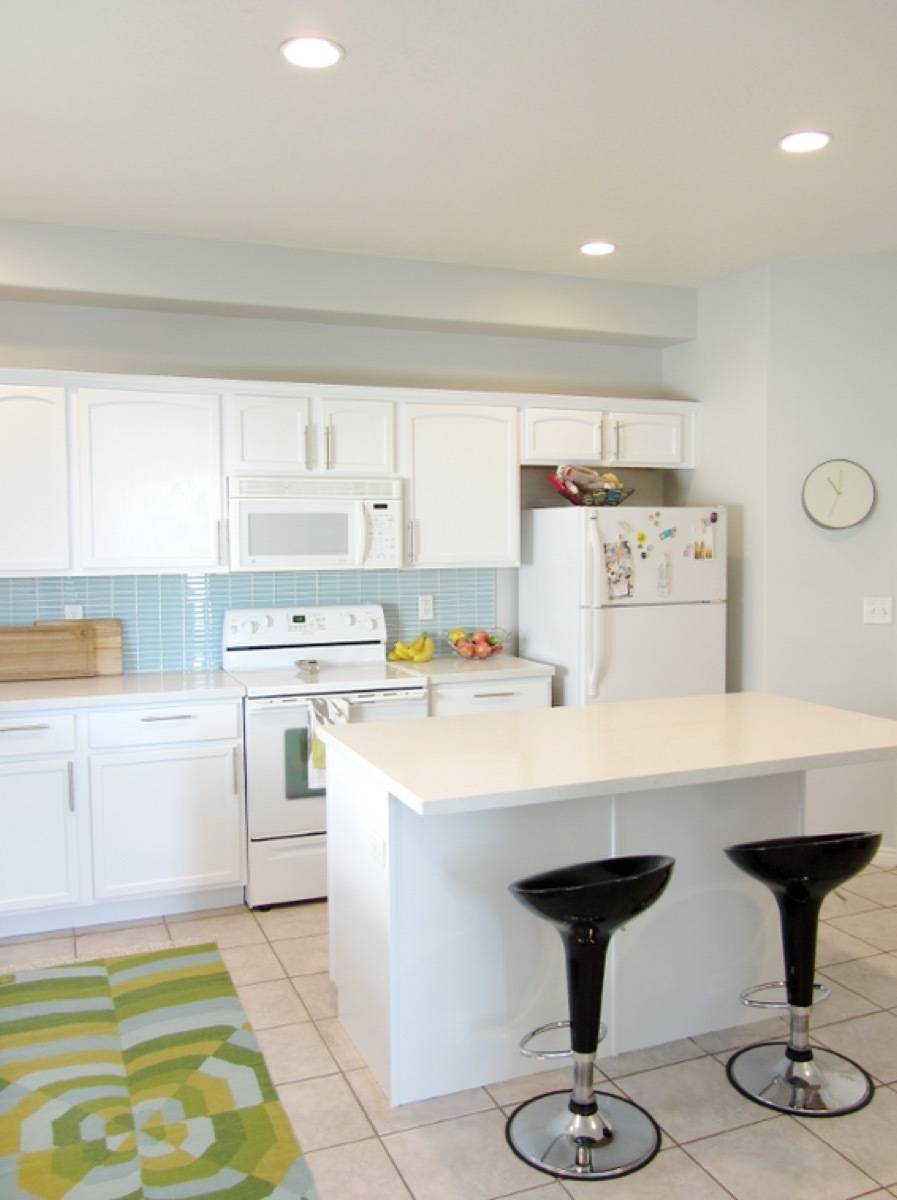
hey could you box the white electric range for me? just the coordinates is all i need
[223,605,427,907]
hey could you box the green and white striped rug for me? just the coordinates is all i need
[0,942,318,1199]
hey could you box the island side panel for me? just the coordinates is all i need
[609,772,805,1051]
[326,748,394,1093]
[388,792,614,1105]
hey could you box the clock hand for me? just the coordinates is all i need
[827,476,842,495]
[828,495,840,518]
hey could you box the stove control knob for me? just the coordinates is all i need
[362,616,378,631]
[342,613,356,627]
[241,620,260,634]
[263,615,275,628]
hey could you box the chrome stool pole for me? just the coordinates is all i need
[505,854,674,1181]
[725,831,881,1117]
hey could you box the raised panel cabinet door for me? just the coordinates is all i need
[78,389,223,570]
[223,394,311,475]
[317,398,395,475]
[0,759,79,912]
[90,744,244,899]
[0,386,70,572]
[521,408,605,464]
[404,405,519,566]
[606,411,684,466]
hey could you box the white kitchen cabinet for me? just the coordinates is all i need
[0,385,70,573]
[402,404,519,566]
[429,676,551,716]
[224,394,312,475]
[223,393,394,476]
[605,411,684,466]
[317,397,394,475]
[90,743,244,900]
[77,388,223,571]
[521,408,606,465]
[0,759,79,913]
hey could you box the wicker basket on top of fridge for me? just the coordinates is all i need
[547,465,634,507]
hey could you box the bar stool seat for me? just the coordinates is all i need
[725,830,881,1117]
[505,854,674,1181]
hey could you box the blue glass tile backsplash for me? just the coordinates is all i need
[0,571,497,673]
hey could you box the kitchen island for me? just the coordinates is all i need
[322,692,897,1105]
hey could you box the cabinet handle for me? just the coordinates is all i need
[473,691,519,699]
[613,419,621,460]
[325,425,333,470]
[304,423,312,468]
[67,761,75,812]
[233,745,242,796]
[139,714,196,722]
[0,723,50,733]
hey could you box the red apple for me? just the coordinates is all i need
[457,641,476,658]
[472,630,490,644]
[474,641,492,658]
[491,644,503,655]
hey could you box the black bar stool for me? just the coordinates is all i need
[725,830,881,1116]
[505,854,674,1181]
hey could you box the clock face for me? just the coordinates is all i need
[802,459,875,529]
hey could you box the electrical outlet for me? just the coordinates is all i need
[64,605,84,620]
[418,594,434,620]
[863,597,893,625]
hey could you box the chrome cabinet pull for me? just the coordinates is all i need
[139,714,196,723]
[614,418,621,460]
[325,425,333,470]
[0,723,51,733]
[67,761,75,812]
[473,691,518,699]
[303,423,312,468]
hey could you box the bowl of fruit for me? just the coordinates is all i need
[447,628,506,659]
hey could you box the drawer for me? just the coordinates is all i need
[89,702,240,748]
[430,676,551,717]
[0,713,75,758]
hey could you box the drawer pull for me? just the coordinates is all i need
[139,714,196,723]
[67,761,75,813]
[0,723,51,733]
[473,691,518,699]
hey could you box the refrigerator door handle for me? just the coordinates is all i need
[585,609,602,701]
[584,515,601,607]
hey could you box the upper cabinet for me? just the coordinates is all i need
[224,394,311,474]
[522,408,606,464]
[605,411,683,466]
[223,394,394,476]
[77,389,223,571]
[0,386,70,572]
[402,404,519,567]
[521,405,689,468]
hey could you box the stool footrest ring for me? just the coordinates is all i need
[740,980,831,1010]
[519,1019,608,1060]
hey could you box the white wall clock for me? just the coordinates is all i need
[801,459,875,529]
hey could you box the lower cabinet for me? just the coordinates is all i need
[429,675,551,716]
[90,743,244,900]
[0,758,79,913]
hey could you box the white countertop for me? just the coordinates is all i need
[0,671,244,712]
[322,691,897,816]
[397,654,553,685]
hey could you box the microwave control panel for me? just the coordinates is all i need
[366,500,402,567]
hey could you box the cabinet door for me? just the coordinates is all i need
[318,398,394,475]
[606,411,683,466]
[521,408,605,464]
[90,744,244,899]
[403,405,519,566]
[0,386,70,572]
[0,759,79,912]
[224,394,311,475]
[78,389,222,570]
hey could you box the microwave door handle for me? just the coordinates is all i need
[354,505,368,566]
[360,504,372,564]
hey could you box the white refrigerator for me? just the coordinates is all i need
[519,505,726,706]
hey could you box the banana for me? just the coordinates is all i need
[392,641,413,660]
[412,635,435,663]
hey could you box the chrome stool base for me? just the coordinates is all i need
[727,1043,874,1117]
[505,1089,661,1180]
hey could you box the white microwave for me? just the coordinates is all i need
[228,477,403,571]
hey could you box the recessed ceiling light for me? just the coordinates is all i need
[580,241,616,257]
[280,36,344,69]
[779,130,831,154]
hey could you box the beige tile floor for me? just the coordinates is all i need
[4,861,897,1199]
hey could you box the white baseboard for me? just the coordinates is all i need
[874,845,897,869]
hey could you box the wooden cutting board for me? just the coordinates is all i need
[0,624,97,682]
[35,618,123,676]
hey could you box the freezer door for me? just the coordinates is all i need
[587,507,726,606]
[581,602,726,704]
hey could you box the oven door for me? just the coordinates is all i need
[244,689,427,840]
[229,498,364,571]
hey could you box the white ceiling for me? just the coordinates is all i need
[3,0,897,287]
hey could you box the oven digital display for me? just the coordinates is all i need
[291,615,306,624]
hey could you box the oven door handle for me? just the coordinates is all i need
[247,698,312,712]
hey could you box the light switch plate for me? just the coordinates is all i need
[863,597,893,625]
[418,594,434,620]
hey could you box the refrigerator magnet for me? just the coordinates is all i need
[604,539,633,599]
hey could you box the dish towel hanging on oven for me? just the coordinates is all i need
[308,696,350,781]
